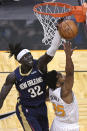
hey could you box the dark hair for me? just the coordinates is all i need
[46,70,57,90]
[8,43,24,59]
[46,70,62,90]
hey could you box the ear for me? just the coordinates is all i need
[56,82,60,87]
[18,59,21,64]
[59,77,65,83]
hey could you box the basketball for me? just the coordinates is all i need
[58,20,78,40]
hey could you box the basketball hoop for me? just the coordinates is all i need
[33,2,87,45]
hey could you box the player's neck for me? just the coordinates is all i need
[21,65,32,74]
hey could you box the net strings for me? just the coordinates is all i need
[34,3,71,45]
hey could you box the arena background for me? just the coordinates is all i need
[0,0,87,50]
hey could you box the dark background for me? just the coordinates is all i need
[0,0,87,50]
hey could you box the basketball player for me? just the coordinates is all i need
[0,28,61,131]
[46,42,79,131]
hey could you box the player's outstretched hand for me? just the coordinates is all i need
[63,42,74,57]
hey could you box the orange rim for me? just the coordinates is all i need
[33,2,72,17]
[72,5,86,22]
[33,2,87,22]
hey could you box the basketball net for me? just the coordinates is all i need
[34,3,70,45]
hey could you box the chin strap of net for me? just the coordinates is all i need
[34,3,71,45]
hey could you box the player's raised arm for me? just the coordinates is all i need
[61,42,74,98]
[64,42,74,74]
[38,30,61,73]
[0,72,16,109]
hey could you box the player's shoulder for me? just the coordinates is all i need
[49,88,61,97]
[7,72,15,78]
[6,71,16,84]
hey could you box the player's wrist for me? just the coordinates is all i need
[66,54,72,58]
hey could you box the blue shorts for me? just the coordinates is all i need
[16,102,49,131]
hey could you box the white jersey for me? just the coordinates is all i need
[49,88,79,124]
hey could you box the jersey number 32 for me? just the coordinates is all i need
[28,85,43,98]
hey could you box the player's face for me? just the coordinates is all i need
[19,52,33,67]
[56,73,65,87]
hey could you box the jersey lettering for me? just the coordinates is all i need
[19,77,43,90]
[28,85,43,98]
[53,103,65,117]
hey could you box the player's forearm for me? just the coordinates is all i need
[65,55,74,74]
[46,30,61,57]
[0,85,12,109]
[38,31,61,71]
[0,92,5,109]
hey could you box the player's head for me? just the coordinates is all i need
[46,70,65,90]
[8,43,33,67]
[56,72,65,88]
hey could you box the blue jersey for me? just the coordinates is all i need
[14,60,47,107]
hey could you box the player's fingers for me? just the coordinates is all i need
[63,43,67,51]
[73,46,77,51]
[64,42,70,49]
[68,41,72,47]
[64,41,71,49]
[71,46,77,53]
[63,43,65,49]
[64,43,68,50]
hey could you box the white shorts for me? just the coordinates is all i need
[50,119,79,131]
